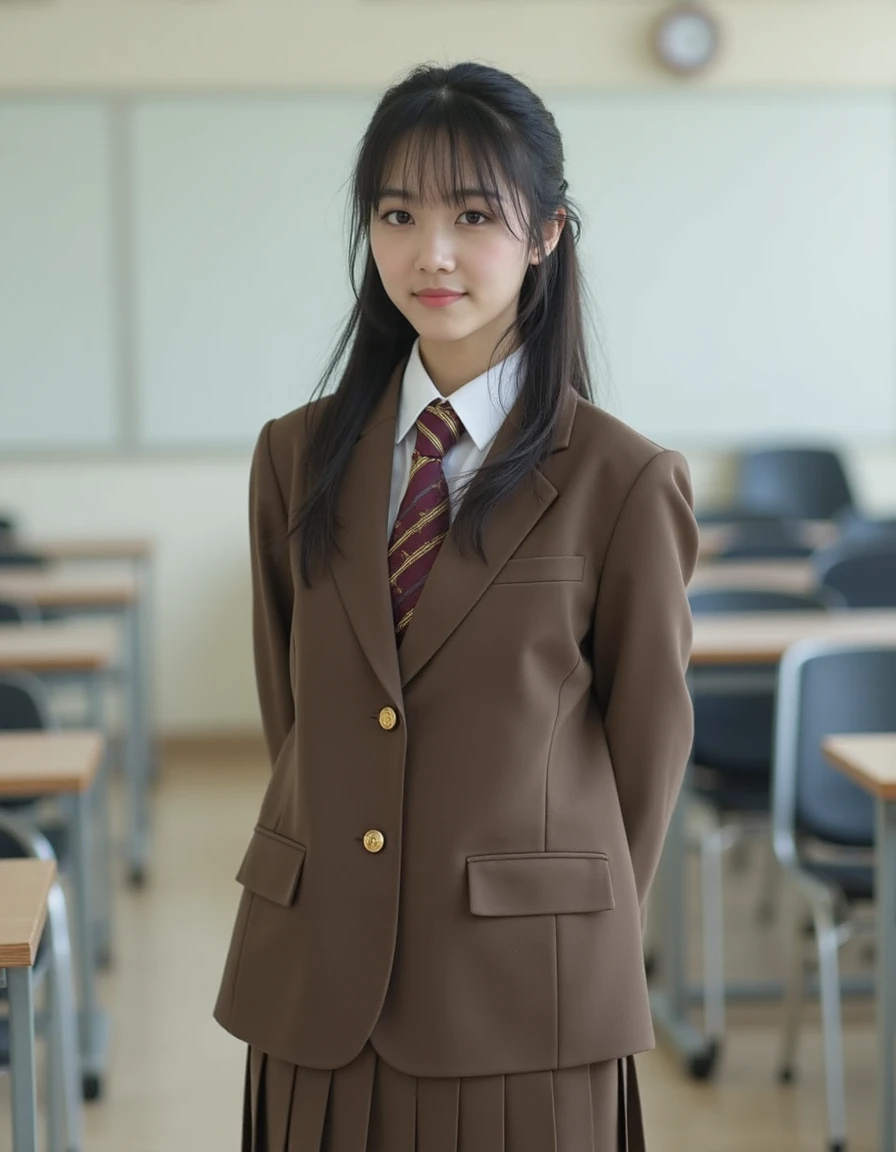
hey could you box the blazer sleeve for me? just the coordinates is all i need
[249,418,295,768]
[592,449,699,919]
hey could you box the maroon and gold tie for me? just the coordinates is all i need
[388,400,465,645]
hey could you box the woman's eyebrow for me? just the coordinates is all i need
[377,187,502,203]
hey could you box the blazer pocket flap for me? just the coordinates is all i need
[492,556,585,584]
[467,851,614,917]
[236,825,307,907]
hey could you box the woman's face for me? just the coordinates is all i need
[369,147,560,357]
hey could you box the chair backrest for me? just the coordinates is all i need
[838,513,896,548]
[688,589,830,775]
[773,642,896,858]
[736,447,854,521]
[0,672,54,731]
[0,597,41,624]
[814,540,896,608]
[716,518,814,560]
[0,551,47,568]
[0,675,54,813]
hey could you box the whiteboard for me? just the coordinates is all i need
[551,92,896,442]
[133,95,375,447]
[0,100,117,448]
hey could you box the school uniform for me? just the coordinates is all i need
[214,338,699,1151]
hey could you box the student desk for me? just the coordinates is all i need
[0,857,55,1152]
[650,609,896,1080]
[0,731,109,1100]
[690,559,816,595]
[698,519,838,560]
[0,627,116,958]
[822,734,896,1152]
[0,666,113,1097]
[16,538,160,799]
[0,569,150,886]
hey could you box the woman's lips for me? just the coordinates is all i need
[414,291,466,308]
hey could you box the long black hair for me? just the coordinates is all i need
[292,61,594,586]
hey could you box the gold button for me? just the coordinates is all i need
[363,829,385,854]
[378,706,398,731]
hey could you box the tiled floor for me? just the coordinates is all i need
[0,743,880,1150]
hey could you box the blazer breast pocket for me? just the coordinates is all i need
[492,555,586,585]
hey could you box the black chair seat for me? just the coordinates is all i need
[692,773,770,815]
[804,860,874,903]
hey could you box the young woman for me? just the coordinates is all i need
[215,61,698,1152]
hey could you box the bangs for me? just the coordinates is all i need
[357,99,535,240]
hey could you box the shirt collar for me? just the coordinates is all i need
[396,337,526,452]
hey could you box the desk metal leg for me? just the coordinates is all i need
[876,798,896,1152]
[7,966,38,1152]
[71,787,108,1099]
[86,675,114,968]
[124,602,150,887]
[137,553,160,786]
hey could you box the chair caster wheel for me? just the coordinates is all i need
[777,1065,795,1084]
[82,1072,103,1101]
[687,1040,720,1081]
[128,865,147,889]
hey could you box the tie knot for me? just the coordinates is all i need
[414,400,464,460]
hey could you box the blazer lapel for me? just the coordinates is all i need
[397,382,577,689]
[328,361,405,709]
[328,361,579,701]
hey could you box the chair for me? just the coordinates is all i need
[696,507,787,526]
[687,588,833,1061]
[0,550,48,568]
[814,540,896,608]
[716,518,815,560]
[736,448,855,521]
[772,641,896,1152]
[0,597,41,624]
[0,811,84,1152]
[0,674,69,866]
[837,511,896,547]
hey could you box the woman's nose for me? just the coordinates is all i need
[415,227,457,274]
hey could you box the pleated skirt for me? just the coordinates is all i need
[243,1041,643,1152]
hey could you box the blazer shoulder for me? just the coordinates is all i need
[264,393,335,470]
[569,394,685,487]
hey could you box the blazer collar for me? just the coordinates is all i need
[330,357,577,706]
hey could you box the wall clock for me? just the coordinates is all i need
[653,3,721,76]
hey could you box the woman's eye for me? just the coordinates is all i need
[383,209,412,225]
[460,210,489,225]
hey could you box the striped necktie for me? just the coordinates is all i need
[388,400,465,645]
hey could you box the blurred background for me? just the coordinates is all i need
[1,2,896,1151]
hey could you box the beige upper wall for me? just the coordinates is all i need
[2,1,896,91]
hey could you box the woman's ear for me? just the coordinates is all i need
[530,207,567,265]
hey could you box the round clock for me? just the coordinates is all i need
[653,3,721,76]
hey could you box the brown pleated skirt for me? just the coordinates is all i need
[243,1041,644,1152]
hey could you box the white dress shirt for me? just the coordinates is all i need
[388,338,526,538]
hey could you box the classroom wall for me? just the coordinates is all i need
[4,0,896,735]
[3,0,896,89]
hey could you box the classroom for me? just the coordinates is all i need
[1,2,895,1151]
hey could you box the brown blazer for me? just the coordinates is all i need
[214,359,698,1079]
